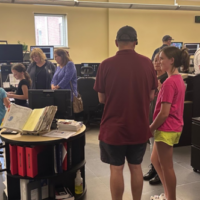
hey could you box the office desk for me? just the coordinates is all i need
[174,101,193,147]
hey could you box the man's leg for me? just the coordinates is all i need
[100,141,126,200]
[128,163,143,200]
[127,143,147,200]
[110,165,125,200]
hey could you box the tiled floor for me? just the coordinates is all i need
[1,126,200,200]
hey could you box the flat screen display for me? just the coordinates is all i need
[28,89,72,118]
[184,43,200,55]
[30,46,54,60]
[171,42,183,49]
[0,44,23,63]
[80,63,100,77]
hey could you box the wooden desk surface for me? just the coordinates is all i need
[0,125,86,144]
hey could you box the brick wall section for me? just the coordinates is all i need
[35,16,61,45]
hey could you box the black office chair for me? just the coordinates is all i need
[77,66,103,124]
[77,77,99,121]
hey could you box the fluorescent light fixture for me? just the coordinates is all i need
[2,0,200,11]
[15,0,76,6]
[130,3,180,10]
[179,5,200,11]
[77,1,131,9]
[0,0,12,2]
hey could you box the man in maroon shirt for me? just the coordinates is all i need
[94,26,157,200]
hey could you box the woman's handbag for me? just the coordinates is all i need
[70,82,83,113]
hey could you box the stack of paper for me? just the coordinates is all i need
[1,104,57,135]
[55,187,74,200]
[57,120,83,132]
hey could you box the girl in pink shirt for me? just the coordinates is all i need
[150,46,189,200]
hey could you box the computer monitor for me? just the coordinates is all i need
[0,40,7,44]
[28,89,72,119]
[80,63,100,77]
[75,64,82,77]
[184,43,200,55]
[30,46,54,60]
[171,42,183,49]
[0,44,23,64]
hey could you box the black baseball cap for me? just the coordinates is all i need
[116,26,137,43]
[162,35,174,42]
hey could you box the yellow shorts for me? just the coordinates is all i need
[154,130,182,146]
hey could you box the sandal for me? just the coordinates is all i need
[150,195,160,200]
[159,193,167,200]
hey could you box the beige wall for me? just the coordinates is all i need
[0,1,200,63]
[0,3,108,63]
[108,9,200,59]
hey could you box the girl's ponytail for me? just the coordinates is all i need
[180,48,190,71]
[24,71,32,87]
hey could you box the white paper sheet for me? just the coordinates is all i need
[43,130,76,139]
[31,188,39,200]
[2,104,32,132]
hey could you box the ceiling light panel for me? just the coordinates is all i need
[77,1,131,9]
[130,3,180,10]
[15,0,76,6]
[0,0,12,2]
[179,5,200,10]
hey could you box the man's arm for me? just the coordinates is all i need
[98,93,105,104]
[198,53,200,71]
[150,90,155,101]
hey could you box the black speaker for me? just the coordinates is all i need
[195,16,200,23]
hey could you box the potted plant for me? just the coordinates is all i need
[18,41,28,52]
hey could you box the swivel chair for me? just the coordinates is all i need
[77,66,102,124]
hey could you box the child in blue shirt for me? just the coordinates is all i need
[0,88,10,124]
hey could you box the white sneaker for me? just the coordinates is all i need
[150,195,160,200]
[159,193,167,200]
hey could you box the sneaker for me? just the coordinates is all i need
[144,164,157,181]
[150,195,160,200]
[149,174,162,185]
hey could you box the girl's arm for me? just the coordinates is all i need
[3,97,10,108]
[8,85,28,100]
[150,102,171,133]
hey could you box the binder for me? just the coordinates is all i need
[56,143,63,173]
[62,142,67,171]
[27,180,42,200]
[20,179,30,200]
[26,146,44,178]
[26,145,54,178]
[9,144,18,175]
[67,142,72,169]
[17,146,26,177]
[41,179,49,200]
[54,145,58,173]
